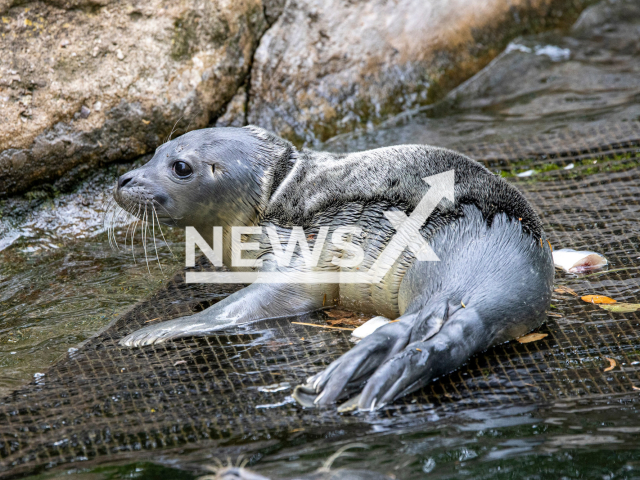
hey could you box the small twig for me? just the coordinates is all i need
[576,267,639,279]
[291,322,355,331]
[144,317,161,323]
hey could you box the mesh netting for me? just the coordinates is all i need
[0,122,638,477]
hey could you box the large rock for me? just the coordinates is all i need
[247,0,593,146]
[0,0,267,196]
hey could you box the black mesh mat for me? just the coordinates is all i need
[0,123,639,478]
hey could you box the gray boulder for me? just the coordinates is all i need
[0,0,267,196]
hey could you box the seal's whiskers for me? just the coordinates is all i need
[107,190,173,273]
[152,202,175,259]
[149,203,165,275]
[165,115,184,144]
[111,205,126,250]
[101,196,116,249]
[127,203,141,264]
[141,206,151,275]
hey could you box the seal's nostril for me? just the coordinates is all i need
[119,176,132,188]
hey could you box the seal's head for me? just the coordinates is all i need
[114,126,294,234]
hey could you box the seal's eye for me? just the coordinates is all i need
[173,161,193,178]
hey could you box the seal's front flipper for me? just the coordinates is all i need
[120,278,337,347]
[119,311,233,347]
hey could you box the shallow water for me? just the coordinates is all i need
[325,0,640,156]
[1,0,639,478]
[0,164,185,397]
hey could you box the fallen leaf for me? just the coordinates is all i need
[547,312,563,318]
[141,119,150,125]
[554,285,578,296]
[599,303,640,313]
[581,295,617,304]
[604,357,617,372]
[327,317,368,327]
[325,309,355,319]
[517,333,548,344]
[632,386,640,391]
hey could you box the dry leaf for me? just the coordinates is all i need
[581,295,617,304]
[632,386,640,391]
[604,357,617,372]
[554,285,578,296]
[599,303,640,313]
[325,309,355,319]
[327,317,369,327]
[547,312,563,318]
[517,333,548,344]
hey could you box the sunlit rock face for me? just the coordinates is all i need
[0,0,594,196]
[247,0,593,146]
[0,0,267,196]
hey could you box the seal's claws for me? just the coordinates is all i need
[119,314,237,348]
[293,321,412,407]
[359,353,416,410]
[119,326,171,348]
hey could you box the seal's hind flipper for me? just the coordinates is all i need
[358,307,488,410]
[300,300,451,407]
[302,320,411,406]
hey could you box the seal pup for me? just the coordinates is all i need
[114,126,554,410]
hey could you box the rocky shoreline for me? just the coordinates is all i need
[0,0,594,197]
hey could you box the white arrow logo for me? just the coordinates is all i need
[365,170,455,282]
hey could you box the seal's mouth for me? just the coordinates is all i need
[113,185,144,216]
[104,181,179,273]
[111,180,176,227]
